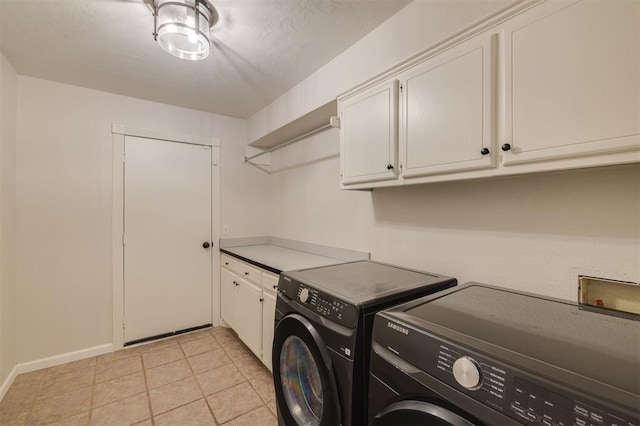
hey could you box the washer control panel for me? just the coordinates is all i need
[278,275,358,328]
[375,320,639,426]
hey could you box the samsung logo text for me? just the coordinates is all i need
[387,322,409,335]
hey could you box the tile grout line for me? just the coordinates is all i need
[141,349,157,426]
[88,358,97,424]
[182,330,221,424]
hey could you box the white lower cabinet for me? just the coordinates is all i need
[236,277,263,357]
[220,258,238,330]
[261,291,276,371]
[220,254,279,370]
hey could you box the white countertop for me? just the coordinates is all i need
[219,237,369,273]
[222,244,344,273]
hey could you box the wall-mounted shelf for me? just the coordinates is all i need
[244,100,339,164]
[249,99,337,149]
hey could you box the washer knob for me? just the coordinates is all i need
[452,357,482,390]
[299,288,310,303]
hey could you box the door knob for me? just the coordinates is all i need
[480,148,490,155]
[501,143,512,151]
[202,242,210,249]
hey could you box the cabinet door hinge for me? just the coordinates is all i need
[122,233,125,246]
[400,84,403,94]
[399,162,403,173]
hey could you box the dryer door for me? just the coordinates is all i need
[372,400,477,426]
[273,313,340,426]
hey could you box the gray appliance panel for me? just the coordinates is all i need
[283,260,451,307]
[401,284,640,396]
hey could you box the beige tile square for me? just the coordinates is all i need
[223,405,277,426]
[206,382,263,424]
[90,392,150,426]
[249,372,275,403]
[97,347,142,364]
[221,340,250,359]
[212,328,238,343]
[180,335,221,357]
[29,387,92,424]
[93,372,146,407]
[196,364,245,396]
[12,369,46,387]
[0,404,31,426]
[178,328,213,343]
[146,359,192,389]
[154,399,216,426]
[136,338,179,353]
[187,348,232,374]
[45,357,97,377]
[48,411,90,426]
[234,354,269,380]
[0,378,40,410]
[38,366,95,400]
[142,345,184,369]
[266,399,278,418]
[95,354,142,383]
[149,376,203,415]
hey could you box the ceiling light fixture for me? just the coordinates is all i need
[152,0,218,61]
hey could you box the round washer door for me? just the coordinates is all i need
[372,400,478,426]
[272,313,340,426]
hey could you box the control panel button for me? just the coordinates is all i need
[299,288,309,303]
[452,356,482,390]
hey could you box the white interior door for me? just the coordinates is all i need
[123,135,212,344]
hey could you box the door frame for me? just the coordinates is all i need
[111,123,221,350]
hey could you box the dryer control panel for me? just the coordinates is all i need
[278,275,358,328]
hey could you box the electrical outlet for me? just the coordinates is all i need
[222,224,229,235]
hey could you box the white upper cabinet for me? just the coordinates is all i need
[499,0,640,170]
[339,79,399,185]
[401,33,496,178]
[337,0,639,189]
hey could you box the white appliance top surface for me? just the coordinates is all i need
[222,244,343,273]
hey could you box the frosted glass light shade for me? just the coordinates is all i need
[154,0,216,61]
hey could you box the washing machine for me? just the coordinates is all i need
[368,283,640,425]
[271,260,456,425]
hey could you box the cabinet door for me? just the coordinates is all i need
[261,291,276,371]
[501,0,640,167]
[220,268,238,330]
[236,278,263,358]
[339,79,399,185]
[401,34,495,177]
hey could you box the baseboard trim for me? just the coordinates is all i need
[15,343,114,376]
[0,365,19,402]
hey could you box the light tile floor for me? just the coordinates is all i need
[0,327,278,426]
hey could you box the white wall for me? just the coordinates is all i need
[0,52,18,384]
[15,77,268,363]
[269,133,640,301]
[255,0,640,301]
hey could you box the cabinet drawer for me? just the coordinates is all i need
[221,254,237,272]
[237,261,262,285]
[262,271,279,292]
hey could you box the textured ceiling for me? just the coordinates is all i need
[0,0,411,118]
